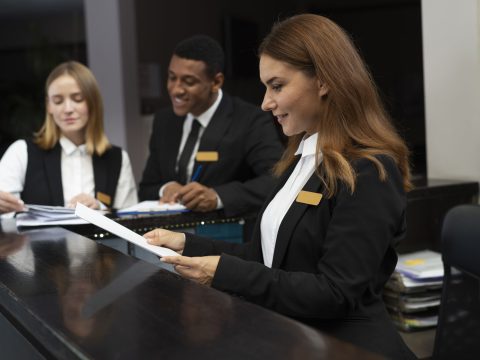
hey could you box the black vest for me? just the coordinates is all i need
[21,140,122,207]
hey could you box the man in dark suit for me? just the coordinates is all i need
[139,35,283,217]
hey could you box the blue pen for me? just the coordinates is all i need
[191,165,203,182]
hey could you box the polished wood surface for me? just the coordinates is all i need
[0,227,381,359]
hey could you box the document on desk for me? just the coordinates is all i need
[16,204,88,227]
[117,200,187,216]
[75,203,178,257]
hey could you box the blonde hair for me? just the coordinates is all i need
[259,14,412,196]
[35,61,110,155]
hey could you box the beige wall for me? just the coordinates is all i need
[422,0,480,183]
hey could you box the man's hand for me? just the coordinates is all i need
[0,191,25,214]
[160,255,220,286]
[160,182,183,204]
[177,182,218,212]
[67,193,100,209]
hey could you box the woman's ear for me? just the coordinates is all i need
[316,79,329,97]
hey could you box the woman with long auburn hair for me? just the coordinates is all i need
[0,61,137,213]
[144,14,415,359]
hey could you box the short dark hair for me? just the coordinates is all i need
[173,35,225,78]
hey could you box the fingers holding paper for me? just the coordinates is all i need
[161,255,220,286]
[68,193,100,209]
[144,228,186,254]
[0,191,25,214]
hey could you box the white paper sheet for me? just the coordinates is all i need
[75,203,178,257]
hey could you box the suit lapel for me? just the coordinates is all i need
[163,115,184,181]
[249,157,301,261]
[192,95,234,181]
[44,144,64,206]
[271,171,324,268]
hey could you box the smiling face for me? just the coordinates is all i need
[259,54,328,137]
[47,74,89,145]
[167,55,223,117]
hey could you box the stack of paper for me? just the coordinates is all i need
[16,204,88,227]
[395,250,443,280]
[117,200,187,216]
[385,250,444,331]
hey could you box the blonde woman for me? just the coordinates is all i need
[0,61,137,213]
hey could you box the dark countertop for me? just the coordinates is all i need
[0,227,380,360]
[409,178,479,200]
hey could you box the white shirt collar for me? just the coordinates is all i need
[59,136,87,156]
[294,132,319,158]
[186,89,223,128]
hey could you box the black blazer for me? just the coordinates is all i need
[183,155,415,359]
[138,93,284,216]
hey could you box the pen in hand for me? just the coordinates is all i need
[190,165,203,182]
[177,165,202,206]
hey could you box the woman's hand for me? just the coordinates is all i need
[67,193,100,209]
[161,255,220,286]
[144,228,186,254]
[0,191,25,214]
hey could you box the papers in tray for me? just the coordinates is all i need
[16,204,88,227]
[389,310,438,331]
[395,250,443,280]
[117,200,187,216]
[385,272,442,293]
[75,203,178,257]
[384,288,441,312]
[385,250,444,332]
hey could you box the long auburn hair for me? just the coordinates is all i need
[35,61,110,156]
[259,14,412,196]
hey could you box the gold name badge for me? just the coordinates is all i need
[96,192,111,206]
[296,191,323,206]
[196,151,219,162]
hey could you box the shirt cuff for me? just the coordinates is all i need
[215,192,223,209]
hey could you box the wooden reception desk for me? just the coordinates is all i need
[0,227,380,359]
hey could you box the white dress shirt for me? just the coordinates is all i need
[260,133,322,268]
[0,137,138,209]
[176,89,223,179]
[160,89,224,208]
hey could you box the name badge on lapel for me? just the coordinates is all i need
[196,151,219,162]
[296,190,322,206]
[96,192,111,207]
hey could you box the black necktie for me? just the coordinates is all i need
[177,119,201,184]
